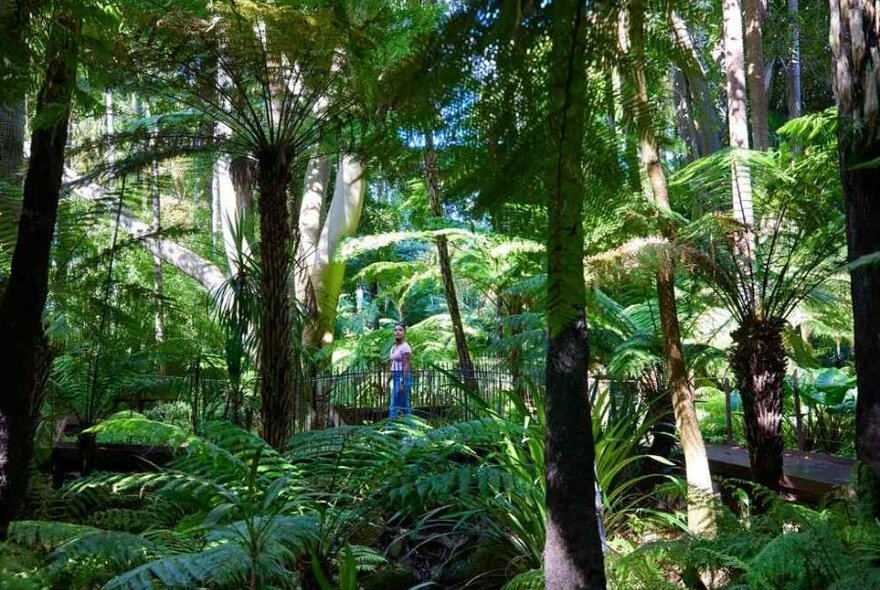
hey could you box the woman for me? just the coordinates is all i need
[389,322,412,417]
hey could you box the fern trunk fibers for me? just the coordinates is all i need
[626,0,716,535]
[730,315,787,495]
[256,150,295,448]
[424,131,477,392]
[0,16,80,539]
[830,0,880,518]
[744,0,769,150]
[543,0,605,588]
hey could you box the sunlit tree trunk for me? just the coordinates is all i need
[306,156,365,349]
[0,15,80,539]
[830,0,880,518]
[151,137,165,355]
[787,0,801,118]
[543,0,606,587]
[424,130,477,391]
[744,0,769,150]
[293,155,330,309]
[215,155,253,275]
[625,0,717,535]
[723,0,756,252]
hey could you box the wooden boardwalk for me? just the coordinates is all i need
[706,444,855,503]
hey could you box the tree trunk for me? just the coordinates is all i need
[293,155,330,326]
[423,130,477,392]
[830,0,880,518]
[74,178,228,295]
[0,16,80,539]
[672,68,702,162]
[626,0,717,535]
[544,0,606,587]
[723,0,757,301]
[670,13,723,158]
[744,0,769,150]
[304,155,365,349]
[149,110,165,357]
[215,155,254,275]
[787,0,801,119]
[730,315,787,494]
[256,149,295,448]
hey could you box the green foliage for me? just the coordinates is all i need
[616,496,880,590]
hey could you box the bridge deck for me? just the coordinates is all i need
[706,444,854,503]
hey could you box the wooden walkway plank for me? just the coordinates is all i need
[706,444,854,503]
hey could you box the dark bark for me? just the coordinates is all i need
[830,0,880,519]
[0,16,80,539]
[423,131,477,392]
[730,315,787,495]
[256,148,295,448]
[543,0,605,587]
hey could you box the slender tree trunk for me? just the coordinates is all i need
[424,130,477,391]
[0,16,80,539]
[544,0,606,587]
[730,316,787,494]
[256,150,295,448]
[140,98,165,359]
[744,0,769,150]
[304,156,365,349]
[672,68,701,161]
[830,0,880,518]
[787,0,801,118]
[626,0,717,535]
[670,13,723,157]
[723,0,755,245]
[151,139,165,356]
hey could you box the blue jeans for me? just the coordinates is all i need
[390,371,412,417]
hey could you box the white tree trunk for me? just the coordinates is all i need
[215,155,252,275]
[305,155,365,347]
[72,175,226,295]
[723,0,756,284]
[294,155,331,303]
[787,0,801,118]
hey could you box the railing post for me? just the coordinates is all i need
[792,370,806,451]
[723,377,734,445]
